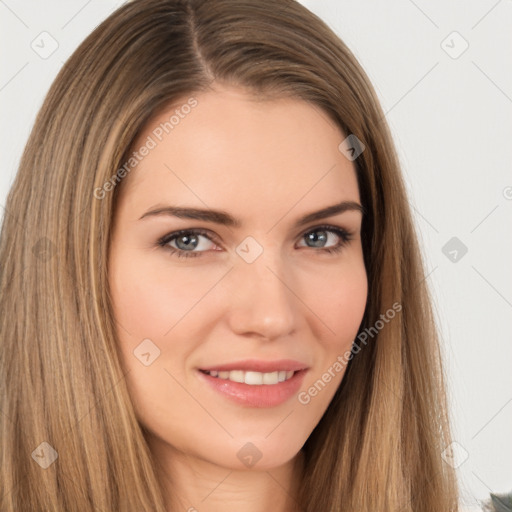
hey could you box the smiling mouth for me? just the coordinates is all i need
[199,369,296,385]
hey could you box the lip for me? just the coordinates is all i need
[197,368,308,408]
[199,359,309,373]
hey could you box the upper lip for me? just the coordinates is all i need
[199,359,309,373]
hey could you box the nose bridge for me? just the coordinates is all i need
[226,242,297,339]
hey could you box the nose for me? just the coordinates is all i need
[225,253,298,341]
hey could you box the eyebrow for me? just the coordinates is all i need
[138,200,364,228]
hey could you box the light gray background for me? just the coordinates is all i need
[1,1,510,510]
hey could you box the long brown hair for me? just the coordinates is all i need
[0,0,458,510]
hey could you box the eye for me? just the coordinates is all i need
[156,225,353,259]
[157,229,220,258]
[297,225,352,254]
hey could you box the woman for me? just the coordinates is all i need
[0,0,459,510]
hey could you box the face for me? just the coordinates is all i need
[108,84,368,471]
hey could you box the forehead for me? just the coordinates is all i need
[119,86,360,220]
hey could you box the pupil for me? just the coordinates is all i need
[176,234,198,250]
[307,231,326,248]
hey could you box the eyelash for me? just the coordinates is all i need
[156,225,353,259]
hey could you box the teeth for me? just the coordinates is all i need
[229,370,245,383]
[204,369,296,385]
[263,371,278,384]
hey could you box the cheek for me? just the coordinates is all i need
[304,254,368,347]
[294,259,367,421]
[109,252,226,337]
[108,254,214,433]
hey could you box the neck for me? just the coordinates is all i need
[149,436,305,512]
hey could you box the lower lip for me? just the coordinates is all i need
[197,369,308,408]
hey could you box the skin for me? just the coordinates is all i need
[108,84,368,512]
